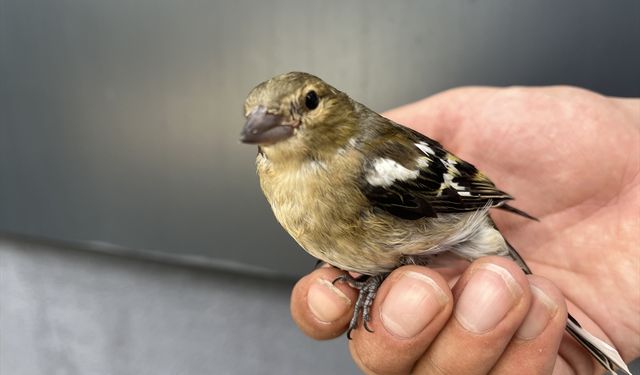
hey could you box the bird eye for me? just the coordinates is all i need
[305,90,319,110]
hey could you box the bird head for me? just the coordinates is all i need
[241,72,358,161]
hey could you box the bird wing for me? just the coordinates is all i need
[359,123,514,220]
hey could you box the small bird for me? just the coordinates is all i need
[240,72,630,375]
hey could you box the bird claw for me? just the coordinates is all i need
[364,320,374,333]
[334,273,388,339]
[332,273,368,287]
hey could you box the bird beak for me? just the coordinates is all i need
[240,107,295,145]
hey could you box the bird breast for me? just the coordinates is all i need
[257,152,362,238]
[255,151,507,274]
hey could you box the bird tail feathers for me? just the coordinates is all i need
[497,203,539,221]
[503,239,630,374]
[566,316,631,375]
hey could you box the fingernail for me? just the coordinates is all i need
[455,263,522,333]
[381,271,449,338]
[307,278,352,323]
[516,285,558,340]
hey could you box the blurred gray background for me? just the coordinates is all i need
[1,1,638,374]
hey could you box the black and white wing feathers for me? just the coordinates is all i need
[358,122,530,221]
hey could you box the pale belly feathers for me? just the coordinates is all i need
[256,153,508,274]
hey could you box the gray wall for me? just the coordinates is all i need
[1,0,639,276]
[0,235,359,375]
[1,2,639,374]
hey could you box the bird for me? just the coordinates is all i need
[240,71,630,375]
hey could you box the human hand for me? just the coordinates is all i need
[290,87,640,374]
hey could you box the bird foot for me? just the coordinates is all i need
[333,273,389,339]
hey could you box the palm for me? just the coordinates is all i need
[384,86,640,362]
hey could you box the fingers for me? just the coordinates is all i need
[413,256,533,374]
[347,266,454,375]
[290,266,358,340]
[490,275,568,374]
[291,258,569,375]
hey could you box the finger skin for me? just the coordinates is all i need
[490,275,568,375]
[413,256,533,375]
[290,266,358,340]
[347,266,454,375]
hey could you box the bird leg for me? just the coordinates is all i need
[333,273,389,339]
